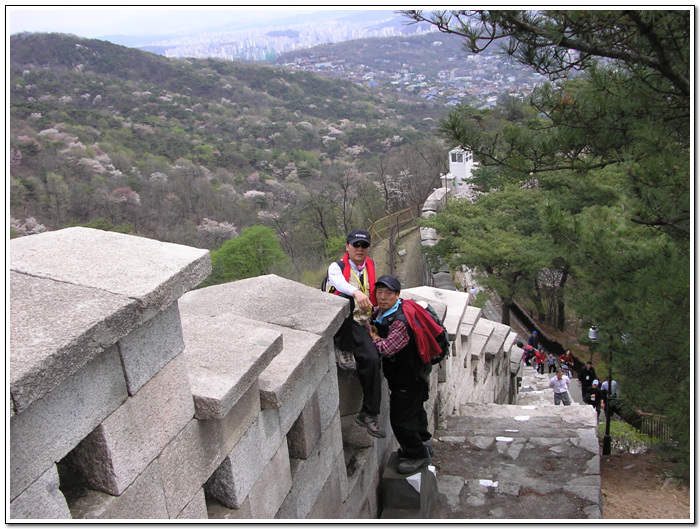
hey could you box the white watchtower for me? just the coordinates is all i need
[439,147,477,195]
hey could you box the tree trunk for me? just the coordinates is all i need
[500,295,511,326]
[532,277,546,322]
[556,263,570,331]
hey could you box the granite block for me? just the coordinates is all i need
[248,441,293,519]
[9,227,211,314]
[204,408,283,510]
[9,465,71,520]
[65,354,194,495]
[157,379,261,517]
[177,274,349,337]
[181,313,282,420]
[176,488,208,520]
[117,303,185,395]
[9,271,138,414]
[287,395,322,460]
[10,346,128,500]
[66,459,168,519]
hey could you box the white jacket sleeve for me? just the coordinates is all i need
[327,261,358,298]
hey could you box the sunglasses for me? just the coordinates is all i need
[352,241,370,249]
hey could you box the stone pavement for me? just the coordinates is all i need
[430,368,602,519]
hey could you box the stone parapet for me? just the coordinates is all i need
[9,226,598,521]
[10,228,211,507]
[9,227,211,413]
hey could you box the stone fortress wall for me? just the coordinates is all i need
[9,226,526,520]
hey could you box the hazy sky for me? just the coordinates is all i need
[7,7,394,39]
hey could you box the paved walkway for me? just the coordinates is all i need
[431,369,602,519]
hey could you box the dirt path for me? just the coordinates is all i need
[372,227,423,288]
[601,451,690,519]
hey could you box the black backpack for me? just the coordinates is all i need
[321,260,344,294]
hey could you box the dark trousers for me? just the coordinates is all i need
[334,317,382,416]
[388,378,430,459]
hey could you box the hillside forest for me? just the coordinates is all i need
[9,32,452,280]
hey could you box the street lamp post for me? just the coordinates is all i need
[602,341,613,456]
[589,324,612,455]
[602,371,613,455]
[588,325,599,362]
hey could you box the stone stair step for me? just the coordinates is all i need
[381,453,438,519]
[432,402,602,519]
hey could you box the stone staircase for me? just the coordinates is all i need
[378,301,602,519]
[431,398,602,519]
[378,184,602,519]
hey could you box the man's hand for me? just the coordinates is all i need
[353,290,372,313]
[367,323,379,342]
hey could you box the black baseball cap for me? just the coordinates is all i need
[374,274,401,292]
[346,229,371,245]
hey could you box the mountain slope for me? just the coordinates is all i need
[9,33,447,266]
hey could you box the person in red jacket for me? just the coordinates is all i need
[559,349,575,378]
[534,347,547,374]
[327,229,384,438]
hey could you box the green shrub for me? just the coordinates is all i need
[598,420,657,454]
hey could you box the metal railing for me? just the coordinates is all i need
[368,204,423,275]
[637,410,672,442]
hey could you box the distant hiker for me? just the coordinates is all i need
[583,379,604,420]
[368,274,437,474]
[546,352,557,373]
[578,361,598,397]
[559,349,575,377]
[517,341,536,366]
[528,330,539,349]
[327,229,385,438]
[601,379,620,417]
[534,347,547,374]
[601,379,618,397]
[548,369,572,406]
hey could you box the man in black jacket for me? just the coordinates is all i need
[367,275,433,475]
[583,379,605,420]
[578,361,598,397]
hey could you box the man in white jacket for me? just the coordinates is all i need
[548,369,572,406]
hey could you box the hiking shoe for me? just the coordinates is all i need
[335,349,356,371]
[355,412,386,438]
[398,441,434,461]
[396,456,431,475]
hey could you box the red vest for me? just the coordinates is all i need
[340,253,377,306]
